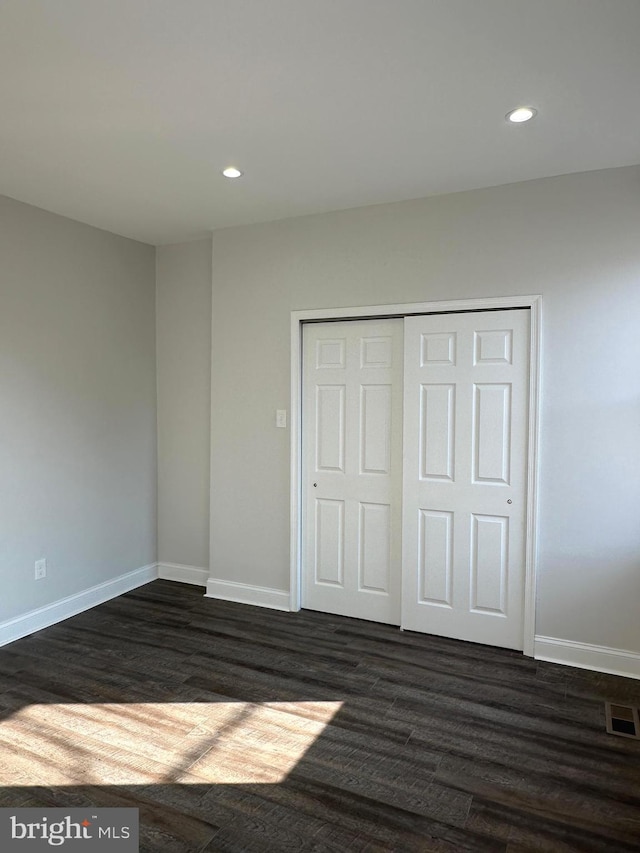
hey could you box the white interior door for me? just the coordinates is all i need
[401,309,530,649]
[302,319,403,624]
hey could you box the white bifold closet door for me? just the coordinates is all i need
[302,309,530,650]
[301,319,403,624]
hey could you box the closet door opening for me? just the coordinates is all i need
[295,299,538,653]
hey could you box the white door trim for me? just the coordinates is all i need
[290,294,542,657]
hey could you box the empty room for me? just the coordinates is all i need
[1,1,639,851]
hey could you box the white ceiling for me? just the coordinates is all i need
[1,0,639,245]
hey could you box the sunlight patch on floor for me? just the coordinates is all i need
[0,701,344,786]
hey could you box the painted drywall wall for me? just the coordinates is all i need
[0,195,156,622]
[156,239,212,570]
[209,165,640,653]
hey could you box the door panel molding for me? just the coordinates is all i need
[291,295,542,656]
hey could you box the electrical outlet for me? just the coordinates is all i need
[35,558,47,580]
[276,409,287,428]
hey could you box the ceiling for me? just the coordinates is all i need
[1,0,639,245]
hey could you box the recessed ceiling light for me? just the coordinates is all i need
[222,167,243,178]
[506,107,537,124]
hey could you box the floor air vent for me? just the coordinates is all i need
[605,702,640,739]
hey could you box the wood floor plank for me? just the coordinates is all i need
[0,579,639,851]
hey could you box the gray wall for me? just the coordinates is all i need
[156,239,212,569]
[209,165,640,653]
[0,195,156,622]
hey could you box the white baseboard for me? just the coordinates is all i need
[0,563,158,648]
[205,577,290,612]
[535,635,640,681]
[158,562,209,587]
[0,565,290,648]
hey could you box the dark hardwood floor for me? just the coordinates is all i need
[0,580,639,852]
